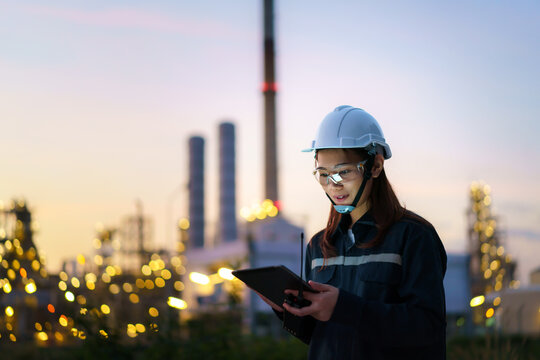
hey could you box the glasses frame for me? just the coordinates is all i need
[312,160,367,186]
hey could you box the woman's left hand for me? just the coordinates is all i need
[282,280,339,322]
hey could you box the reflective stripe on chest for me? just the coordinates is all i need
[311,253,402,269]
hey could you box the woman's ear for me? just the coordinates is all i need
[371,154,384,178]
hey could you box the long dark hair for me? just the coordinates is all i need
[316,149,426,259]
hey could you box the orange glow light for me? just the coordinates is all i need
[19,268,27,278]
[47,304,55,313]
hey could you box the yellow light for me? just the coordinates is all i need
[86,281,95,290]
[484,269,492,279]
[32,260,40,271]
[161,269,171,280]
[94,255,103,266]
[157,259,165,270]
[136,278,145,288]
[65,291,75,302]
[145,279,155,289]
[268,206,278,217]
[59,315,68,327]
[9,334,16,342]
[106,266,116,277]
[58,281,67,291]
[497,246,505,257]
[100,304,110,314]
[7,269,15,280]
[171,256,181,267]
[12,259,20,270]
[76,295,87,305]
[189,272,210,285]
[167,296,187,310]
[493,297,501,306]
[129,293,140,304]
[135,323,146,333]
[59,271,68,281]
[99,329,108,338]
[78,331,86,340]
[102,273,111,283]
[3,282,12,294]
[155,278,165,288]
[470,295,485,307]
[141,265,152,276]
[122,283,133,293]
[55,332,64,342]
[35,322,43,331]
[93,238,102,249]
[71,277,80,288]
[218,267,235,280]
[486,308,494,318]
[37,331,48,342]
[127,324,137,337]
[77,254,86,265]
[178,218,190,230]
[148,307,159,317]
[109,284,120,294]
[240,207,251,220]
[25,282,37,294]
[85,273,97,282]
[174,281,185,291]
[5,306,14,317]
[149,260,160,271]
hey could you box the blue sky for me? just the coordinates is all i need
[1,0,539,281]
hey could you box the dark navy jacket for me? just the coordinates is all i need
[302,211,447,360]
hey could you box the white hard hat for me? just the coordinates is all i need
[303,105,392,159]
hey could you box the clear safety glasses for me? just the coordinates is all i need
[312,161,367,186]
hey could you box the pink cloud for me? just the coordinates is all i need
[21,4,249,39]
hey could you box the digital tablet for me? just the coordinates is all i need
[232,265,317,307]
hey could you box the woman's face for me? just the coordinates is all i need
[315,148,370,207]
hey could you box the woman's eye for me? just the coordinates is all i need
[338,170,351,176]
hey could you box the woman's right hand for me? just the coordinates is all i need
[253,290,284,312]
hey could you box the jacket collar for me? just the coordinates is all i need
[332,211,377,238]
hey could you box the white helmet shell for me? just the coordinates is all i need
[303,105,392,159]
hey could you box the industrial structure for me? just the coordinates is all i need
[0,199,187,345]
[263,0,279,203]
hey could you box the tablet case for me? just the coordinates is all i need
[232,265,316,308]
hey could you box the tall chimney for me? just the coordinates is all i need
[218,122,238,242]
[188,136,205,248]
[263,0,279,202]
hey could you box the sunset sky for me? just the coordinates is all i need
[1,0,539,282]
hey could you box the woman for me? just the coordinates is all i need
[262,105,447,359]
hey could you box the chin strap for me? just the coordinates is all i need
[327,152,375,214]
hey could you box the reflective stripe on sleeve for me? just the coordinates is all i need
[311,253,402,269]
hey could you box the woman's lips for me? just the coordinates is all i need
[333,194,349,203]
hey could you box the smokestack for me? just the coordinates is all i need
[188,136,205,248]
[218,122,237,242]
[263,0,279,202]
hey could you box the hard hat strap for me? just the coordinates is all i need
[349,154,374,208]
